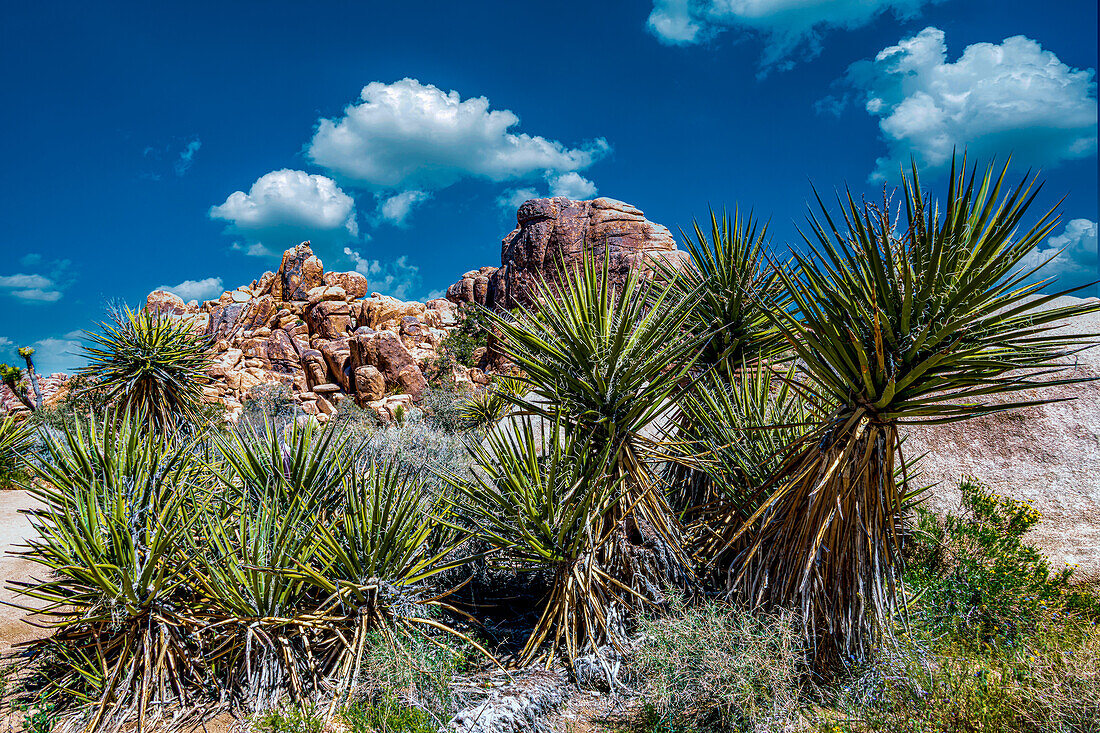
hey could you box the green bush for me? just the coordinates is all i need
[632,599,805,732]
[440,305,492,367]
[906,478,1099,644]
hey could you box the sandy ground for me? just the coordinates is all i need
[0,491,46,660]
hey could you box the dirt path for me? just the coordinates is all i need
[0,490,47,661]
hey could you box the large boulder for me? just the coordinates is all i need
[903,295,1100,573]
[324,270,369,299]
[278,242,324,301]
[145,290,187,315]
[446,197,686,309]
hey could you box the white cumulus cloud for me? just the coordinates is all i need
[307,79,609,193]
[647,0,937,70]
[1016,219,1098,296]
[842,27,1097,180]
[0,257,73,303]
[210,169,360,256]
[377,190,432,227]
[156,277,225,302]
[548,172,598,199]
[344,247,423,301]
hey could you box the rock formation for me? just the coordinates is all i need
[144,242,462,424]
[447,197,686,309]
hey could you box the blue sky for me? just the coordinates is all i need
[1,0,1096,374]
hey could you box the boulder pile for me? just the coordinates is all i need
[146,242,462,423]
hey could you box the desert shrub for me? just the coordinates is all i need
[831,620,1100,733]
[240,382,300,430]
[342,696,435,733]
[351,418,472,489]
[254,703,327,733]
[440,305,492,367]
[632,598,805,732]
[420,383,468,432]
[27,375,111,436]
[352,628,468,727]
[906,478,1099,644]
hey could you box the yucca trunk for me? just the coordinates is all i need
[735,409,904,658]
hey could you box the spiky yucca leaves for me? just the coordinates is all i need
[676,364,820,584]
[458,375,528,429]
[190,420,354,708]
[0,413,33,484]
[80,305,214,431]
[483,255,702,663]
[658,210,789,372]
[656,211,791,517]
[727,158,1100,662]
[456,415,628,667]
[291,459,484,710]
[11,411,215,729]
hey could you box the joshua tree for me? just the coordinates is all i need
[0,362,34,410]
[18,347,43,409]
[717,158,1099,662]
[79,305,215,431]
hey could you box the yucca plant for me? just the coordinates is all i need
[290,459,484,711]
[80,305,214,431]
[10,410,214,730]
[189,420,353,708]
[454,415,626,669]
[0,413,34,485]
[722,157,1100,662]
[656,211,792,517]
[657,209,790,373]
[676,363,818,556]
[458,375,528,430]
[482,254,702,663]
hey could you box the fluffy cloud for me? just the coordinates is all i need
[647,0,936,70]
[210,169,360,255]
[156,277,224,302]
[548,172,598,199]
[0,257,73,303]
[307,79,609,193]
[377,190,432,226]
[841,27,1097,180]
[344,247,423,301]
[1016,219,1098,295]
[496,171,599,214]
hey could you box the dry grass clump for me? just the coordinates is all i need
[632,599,806,732]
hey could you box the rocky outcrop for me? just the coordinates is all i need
[447,197,686,309]
[143,242,461,424]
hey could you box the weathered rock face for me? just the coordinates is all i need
[446,197,686,309]
[137,242,461,424]
[905,295,1100,574]
[145,290,188,315]
[278,242,325,301]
